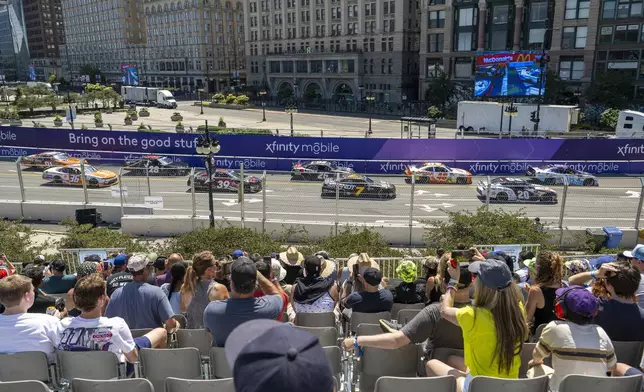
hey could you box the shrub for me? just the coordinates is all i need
[124,113,131,120]
[56,219,149,252]
[195,125,272,135]
[225,94,236,104]
[176,121,183,127]
[54,113,62,121]
[234,95,249,105]
[81,124,88,130]
[599,108,619,129]
[160,226,283,257]
[213,93,225,103]
[218,117,226,127]
[94,112,102,122]
[137,122,147,131]
[427,106,442,120]
[0,220,50,262]
[299,227,405,258]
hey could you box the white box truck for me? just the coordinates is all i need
[457,101,580,134]
[120,86,177,109]
[616,110,644,138]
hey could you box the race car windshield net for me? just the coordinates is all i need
[84,166,99,173]
[158,157,173,165]
[54,153,71,160]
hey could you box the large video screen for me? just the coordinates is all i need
[474,51,546,98]
[120,63,139,86]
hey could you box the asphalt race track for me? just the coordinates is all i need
[1,162,643,228]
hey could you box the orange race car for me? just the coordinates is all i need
[21,151,86,170]
[404,162,472,184]
[42,164,118,187]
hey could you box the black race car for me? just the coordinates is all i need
[124,155,190,176]
[291,160,354,181]
[476,177,558,204]
[188,168,263,193]
[321,174,396,200]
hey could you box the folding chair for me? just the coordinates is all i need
[390,303,424,320]
[613,341,644,368]
[295,326,339,347]
[468,375,549,392]
[349,311,391,335]
[209,347,233,379]
[176,329,214,377]
[375,375,457,392]
[324,346,342,381]
[57,351,121,382]
[71,378,154,392]
[0,380,49,392]
[0,352,55,386]
[432,319,464,350]
[295,312,336,327]
[559,374,643,392]
[532,324,547,343]
[139,348,202,392]
[166,377,234,392]
[397,309,422,326]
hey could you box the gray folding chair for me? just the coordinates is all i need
[324,346,342,380]
[350,311,392,335]
[296,326,339,347]
[0,352,54,385]
[57,351,121,382]
[0,380,49,392]
[613,341,644,368]
[559,374,643,392]
[469,375,549,392]
[519,343,552,378]
[430,348,464,363]
[209,347,233,379]
[71,378,154,392]
[432,319,464,350]
[165,377,235,392]
[532,324,547,342]
[130,329,153,338]
[176,329,214,378]
[375,375,457,392]
[139,348,202,392]
[295,312,336,327]
[390,303,424,319]
[355,323,383,336]
[397,309,422,326]
[357,324,419,392]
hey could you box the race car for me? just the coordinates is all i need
[124,155,190,176]
[525,165,599,186]
[321,174,396,200]
[22,152,86,170]
[188,168,263,193]
[42,164,118,187]
[474,79,493,97]
[404,163,472,184]
[477,177,557,204]
[518,67,541,84]
[291,161,354,181]
[475,64,506,78]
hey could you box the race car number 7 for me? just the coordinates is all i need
[355,186,365,196]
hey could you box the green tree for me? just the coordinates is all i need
[0,221,49,262]
[544,71,575,105]
[585,71,632,108]
[424,71,455,113]
[277,84,294,101]
[15,94,42,114]
[41,94,62,110]
[48,73,57,84]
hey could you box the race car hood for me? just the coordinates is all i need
[451,168,472,176]
[87,170,117,178]
[405,166,420,175]
[533,184,556,192]
[337,166,354,173]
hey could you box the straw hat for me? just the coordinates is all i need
[346,253,379,270]
[319,258,336,278]
[280,246,304,266]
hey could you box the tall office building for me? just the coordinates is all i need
[23,0,66,81]
[243,0,420,103]
[0,0,31,82]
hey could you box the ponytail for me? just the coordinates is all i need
[168,262,187,300]
[181,266,198,296]
[181,251,214,295]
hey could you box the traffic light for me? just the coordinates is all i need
[530,111,537,123]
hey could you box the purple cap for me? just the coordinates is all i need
[556,286,599,318]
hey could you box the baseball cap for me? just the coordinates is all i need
[362,267,383,286]
[113,254,127,267]
[225,319,334,392]
[21,264,45,280]
[315,251,329,260]
[556,286,599,318]
[626,244,644,261]
[231,256,257,291]
[50,260,66,273]
[152,256,167,270]
[127,254,152,272]
[232,250,244,259]
[34,255,45,264]
[396,260,418,283]
[468,259,513,290]
[589,255,616,270]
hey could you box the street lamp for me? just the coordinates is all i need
[259,90,267,122]
[195,121,221,228]
[286,104,297,136]
[198,88,204,115]
[366,95,376,135]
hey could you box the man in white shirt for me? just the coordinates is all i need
[57,273,167,365]
[0,275,62,362]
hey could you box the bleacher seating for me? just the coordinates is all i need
[165,377,235,392]
[613,341,644,369]
[397,309,422,325]
[294,311,336,327]
[139,348,202,392]
[559,374,643,392]
[374,376,457,392]
[349,311,392,335]
[57,351,121,381]
[0,380,49,392]
[209,346,233,379]
[468,375,549,392]
[0,352,55,386]
[71,378,154,392]
[295,326,339,347]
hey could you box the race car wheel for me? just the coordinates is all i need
[583,179,594,187]
[544,178,555,186]
[404,177,412,184]
[379,189,393,200]
[53,176,63,184]
[456,177,467,185]
[496,192,508,202]
[541,195,556,204]
[89,179,99,188]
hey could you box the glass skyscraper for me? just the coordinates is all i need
[0,0,31,81]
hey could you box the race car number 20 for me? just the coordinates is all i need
[517,191,529,200]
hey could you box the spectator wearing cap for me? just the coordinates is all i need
[342,267,393,319]
[66,262,100,318]
[21,264,64,318]
[280,246,305,285]
[292,255,338,316]
[232,250,244,260]
[203,256,284,347]
[527,286,616,392]
[426,259,528,392]
[225,319,335,392]
[341,253,381,299]
[423,256,443,304]
[569,262,644,341]
[155,253,184,287]
[624,244,644,307]
[253,258,289,321]
[40,260,77,295]
[105,254,178,332]
[180,251,229,329]
[0,275,63,363]
[391,260,426,305]
[525,251,565,336]
[58,273,168,365]
[106,254,132,297]
[34,255,46,265]
[161,262,187,314]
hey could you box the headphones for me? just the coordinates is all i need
[554,286,579,320]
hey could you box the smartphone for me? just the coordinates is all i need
[450,258,458,269]
[452,250,473,259]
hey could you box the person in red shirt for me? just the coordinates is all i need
[0,254,17,277]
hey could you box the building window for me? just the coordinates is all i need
[454,57,473,78]
[528,28,546,49]
[562,26,587,48]
[530,2,548,21]
[270,61,280,73]
[428,10,445,28]
[426,59,443,77]
[565,0,589,19]
[614,24,640,42]
[296,60,307,73]
[492,5,509,24]
[600,26,614,43]
[457,32,473,51]
[428,33,444,52]
[617,0,643,18]
[458,7,477,26]
[490,30,507,50]
[559,57,585,80]
[603,0,616,18]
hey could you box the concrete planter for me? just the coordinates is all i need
[130,115,138,121]
[95,121,104,128]
[53,120,63,127]
[139,111,150,117]
[176,126,185,133]
[8,120,22,126]
[124,119,133,125]
[208,103,251,110]
[171,115,183,122]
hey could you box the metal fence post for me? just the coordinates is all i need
[558,177,569,229]
[146,165,152,196]
[262,170,267,234]
[335,172,340,236]
[118,167,125,217]
[80,161,89,205]
[190,168,196,218]
[635,177,644,229]
[409,174,416,246]
[239,163,245,229]
[16,157,26,202]
[485,176,491,208]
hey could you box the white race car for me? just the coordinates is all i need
[526,165,599,186]
[477,177,557,204]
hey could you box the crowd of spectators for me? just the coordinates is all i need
[1,245,644,392]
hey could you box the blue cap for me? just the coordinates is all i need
[589,255,615,270]
[232,250,244,259]
[225,319,334,392]
[113,254,127,267]
[627,244,644,261]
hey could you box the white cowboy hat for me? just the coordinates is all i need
[346,253,379,270]
[271,259,287,281]
[280,246,304,266]
[319,258,336,279]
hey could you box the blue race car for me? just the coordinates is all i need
[525,165,599,186]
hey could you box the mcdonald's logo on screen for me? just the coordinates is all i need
[474,51,545,98]
[515,53,535,63]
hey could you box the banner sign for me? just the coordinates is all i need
[1,127,644,175]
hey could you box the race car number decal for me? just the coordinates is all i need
[217,180,231,189]
[517,191,529,200]
[71,175,80,183]
[355,186,365,196]
[149,166,160,174]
